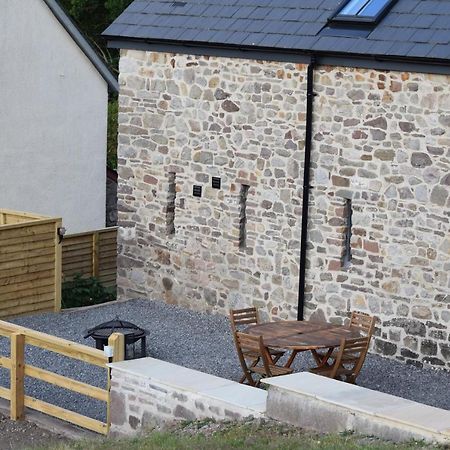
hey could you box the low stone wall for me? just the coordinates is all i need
[109,358,450,443]
[263,373,450,444]
[108,358,266,436]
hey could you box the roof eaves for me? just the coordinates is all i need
[43,0,119,92]
[105,35,450,75]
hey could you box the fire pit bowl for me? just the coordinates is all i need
[84,318,149,360]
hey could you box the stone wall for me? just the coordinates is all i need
[306,67,450,368]
[109,358,266,436]
[117,49,450,368]
[117,50,307,320]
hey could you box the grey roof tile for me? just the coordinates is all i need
[250,7,272,19]
[410,15,436,29]
[411,29,437,43]
[257,33,283,47]
[177,28,202,41]
[431,30,450,44]
[276,34,305,49]
[233,6,257,18]
[227,31,251,44]
[427,44,450,59]
[407,42,435,57]
[394,0,421,13]
[385,41,415,56]
[432,15,450,29]
[103,0,450,63]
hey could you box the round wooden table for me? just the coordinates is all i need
[245,320,362,367]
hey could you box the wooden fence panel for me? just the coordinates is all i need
[0,210,61,318]
[0,320,123,435]
[62,228,117,290]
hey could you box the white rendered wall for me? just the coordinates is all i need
[0,0,108,233]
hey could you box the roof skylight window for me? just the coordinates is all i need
[332,0,395,24]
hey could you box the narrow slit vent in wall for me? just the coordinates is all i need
[239,185,249,249]
[343,199,352,267]
[167,172,176,235]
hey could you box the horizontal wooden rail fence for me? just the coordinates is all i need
[62,227,117,290]
[0,209,61,318]
[0,320,124,434]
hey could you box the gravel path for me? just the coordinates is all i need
[2,299,449,423]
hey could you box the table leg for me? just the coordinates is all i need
[284,350,298,368]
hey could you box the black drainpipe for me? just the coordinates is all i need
[297,56,316,321]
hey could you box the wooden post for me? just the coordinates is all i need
[11,333,25,420]
[92,232,99,278]
[106,333,124,434]
[54,220,62,312]
[108,333,125,363]
[0,213,4,225]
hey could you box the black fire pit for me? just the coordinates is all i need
[84,318,149,360]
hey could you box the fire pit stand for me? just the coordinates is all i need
[84,318,149,360]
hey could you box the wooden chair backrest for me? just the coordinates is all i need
[229,307,259,333]
[330,336,370,380]
[349,311,376,337]
[235,332,273,376]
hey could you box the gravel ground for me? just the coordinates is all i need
[2,299,449,423]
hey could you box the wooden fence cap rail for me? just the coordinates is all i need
[0,209,52,220]
[0,321,108,366]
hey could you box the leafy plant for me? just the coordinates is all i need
[62,273,116,309]
[107,98,118,169]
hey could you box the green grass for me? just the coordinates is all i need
[38,420,442,450]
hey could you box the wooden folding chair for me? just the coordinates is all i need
[310,311,376,368]
[349,311,376,336]
[310,336,370,384]
[230,308,285,382]
[235,332,293,386]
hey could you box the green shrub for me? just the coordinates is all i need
[62,274,116,309]
[107,98,118,170]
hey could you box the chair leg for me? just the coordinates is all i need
[239,357,259,384]
[270,353,283,364]
[311,348,334,368]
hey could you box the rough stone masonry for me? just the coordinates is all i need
[116,49,450,369]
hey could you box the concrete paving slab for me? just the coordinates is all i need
[110,357,232,392]
[202,383,267,412]
[375,403,450,434]
[263,372,362,397]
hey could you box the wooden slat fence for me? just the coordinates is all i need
[0,210,49,226]
[62,228,117,289]
[0,209,62,318]
[0,320,124,434]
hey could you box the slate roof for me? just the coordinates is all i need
[103,0,450,63]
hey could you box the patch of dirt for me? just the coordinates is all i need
[162,417,321,439]
[0,413,68,450]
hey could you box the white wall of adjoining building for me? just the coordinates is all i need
[0,0,108,233]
